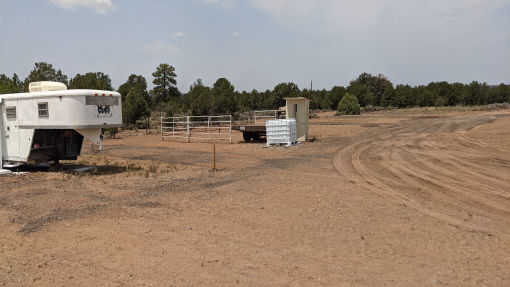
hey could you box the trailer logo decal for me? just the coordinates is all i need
[97,105,112,118]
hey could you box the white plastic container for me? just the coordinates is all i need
[266,119,297,146]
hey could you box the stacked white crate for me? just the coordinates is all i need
[266,119,297,146]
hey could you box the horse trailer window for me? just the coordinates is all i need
[38,102,49,118]
[6,107,16,120]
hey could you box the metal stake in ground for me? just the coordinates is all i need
[211,143,216,172]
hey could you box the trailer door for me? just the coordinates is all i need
[0,102,4,166]
[2,102,20,159]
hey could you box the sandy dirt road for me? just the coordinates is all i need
[334,112,510,237]
[1,109,510,286]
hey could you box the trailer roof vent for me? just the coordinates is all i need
[29,81,68,93]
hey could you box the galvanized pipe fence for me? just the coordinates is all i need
[253,110,279,124]
[161,115,232,143]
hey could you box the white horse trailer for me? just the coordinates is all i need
[0,82,122,168]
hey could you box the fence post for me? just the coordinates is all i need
[212,143,216,171]
[186,116,191,143]
[160,114,164,141]
[146,117,150,135]
[208,116,211,140]
[229,115,232,144]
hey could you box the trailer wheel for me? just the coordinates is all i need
[243,132,263,142]
[243,132,253,142]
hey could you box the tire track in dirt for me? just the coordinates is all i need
[334,112,510,237]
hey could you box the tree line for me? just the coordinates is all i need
[1,63,509,125]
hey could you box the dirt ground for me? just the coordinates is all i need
[1,108,510,286]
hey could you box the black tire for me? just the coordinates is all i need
[243,132,252,142]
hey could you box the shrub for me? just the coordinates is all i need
[434,97,448,107]
[337,93,361,115]
[104,128,118,139]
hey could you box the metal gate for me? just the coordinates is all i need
[161,115,232,143]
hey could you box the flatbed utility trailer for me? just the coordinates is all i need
[232,124,267,141]
[232,110,284,142]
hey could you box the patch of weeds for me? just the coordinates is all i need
[18,205,106,234]
[148,161,159,174]
[130,202,162,208]
[125,162,139,171]
[62,174,73,181]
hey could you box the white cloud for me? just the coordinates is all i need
[199,0,509,33]
[232,32,240,38]
[49,0,114,14]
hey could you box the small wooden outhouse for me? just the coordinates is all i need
[285,97,310,142]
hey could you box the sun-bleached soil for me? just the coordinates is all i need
[1,109,510,286]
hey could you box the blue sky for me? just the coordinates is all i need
[0,0,509,91]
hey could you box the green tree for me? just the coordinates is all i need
[434,96,448,107]
[118,75,150,123]
[328,86,346,110]
[307,89,330,110]
[118,74,149,104]
[0,74,13,94]
[124,88,150,125]
[211,78,236,114]
[69,72,113,91]
[187,79,213,115]
[488,84,508,104]
[151,64,179,108]
[12,74,23,92]
[272,82,300,108]
[236,90,253,112]
[0,74,24,94]
[412,86,426,106]
[464,81,489,106]
[25,62,68,90]
[348,82,374,107]
[393,85,411,108]
[451,83,465,106]
[337,93,361,115]
[504,84,510,103]
[348,73,393,107]
[422,89,437,106]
